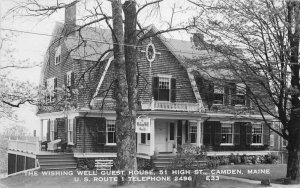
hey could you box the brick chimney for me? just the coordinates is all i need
[192,33,206,50]
[64,1,77,36]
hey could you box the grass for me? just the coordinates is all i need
[217,164,287,181]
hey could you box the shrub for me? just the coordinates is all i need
[137,158,154,170]
[169,144,207,187]
[77,158,95,170]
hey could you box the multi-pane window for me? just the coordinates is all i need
[252,124,262,144]
[213,85,224,104]
[68,119,74,144]
[106,120,116,144]
[50,120,55,141]
[141,133,150,144]
[159,77,170,89]
[46,77,56,103]
[153,75,176,102]
[189,122,197,143]
[55,46,61,65]
[66,71,72,87]
[282,138,288,147]
[235,83,246,105]
[221,123,233,144]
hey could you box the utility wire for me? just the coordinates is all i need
[2,27,299,65]
[0,27,220,58]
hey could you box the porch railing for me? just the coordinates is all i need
[8,139,40,154]
[141,100,202,112]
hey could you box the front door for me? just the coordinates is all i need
[167,122,176,152]
[155,124,168,152]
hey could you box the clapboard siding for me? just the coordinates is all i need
[75,117,117,153]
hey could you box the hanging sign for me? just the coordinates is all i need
[136,117,150,133]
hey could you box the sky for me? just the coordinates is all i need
[0,0,196,136]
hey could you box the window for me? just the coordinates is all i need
[158,76,171,101]
[141,133,150,144]
[55,46,61,65]
[282,138,288,147]
[252,123,263,144]
[106,120,116,145]
[46,77,57,103]
[189,122,197,143]
[153,75,176,102]
[213,85,224,104]
[68,119,74,144]
[66,71,72,87]
[50,120,55,141]
[221,123,233,144]
[235,83,246,105]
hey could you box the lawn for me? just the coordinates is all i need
[0,170,263,188]
[217,164,287,181]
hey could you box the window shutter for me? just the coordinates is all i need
[246,87,251,107]
[97,117,106,144]
[44,81,47,103]
[215,122,222,145]
[64,118,68,141]
[224,85,229,105]
[64,74,67,87]
[54,120,58,140]
[230,83,236,106]
[263,123,270,145]
[71,72,75,87]
[233,123,240,145]
[170,78,176,102]
[73,118,77,145]
[245,123,252,145]
[47,120,50,142]
[54,78,58,100]
[152,77,159,100]
[203,122,211,145]
[185,121,189,142]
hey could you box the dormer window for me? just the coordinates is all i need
[153,75,176,102]
[234,83,246,106]
[55,46,61,65]
[213,85,224,105]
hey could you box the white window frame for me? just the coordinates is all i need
[46,77,55,103]
[282,138,288,147]
[213,85,224,105]
[67,119,74,144]
[235,83,246,106]
[251,123,263,145]
[220,122,234,145]
[66,71,72,87]
[189,122,197,144]
[55,46,61,65]
[140,133,150,145]
[106,120,116,146]
[50,120,55,141]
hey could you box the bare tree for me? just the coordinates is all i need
[189,0,300,180]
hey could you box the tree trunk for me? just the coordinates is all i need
[110,0,137,185]
[286,110,300,180]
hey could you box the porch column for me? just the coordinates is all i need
[39,119,43,141]
[150,118,155,156]
[197,120,202,147]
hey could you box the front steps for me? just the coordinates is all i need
[37,153,77,170]
[153,153,176,170]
